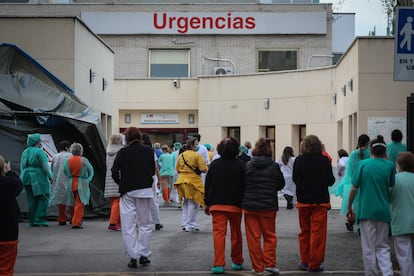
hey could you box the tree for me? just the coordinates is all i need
[380,0,414,35]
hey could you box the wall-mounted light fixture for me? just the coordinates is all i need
[332,93,337,105]
[348,79,353,92]
[102,78,108,91]
[89,69,96,83]
[124,113,131,124]
[264,98,270,110]
[341,85,346,96]
[173,79,180,88]
[188,113,194,124]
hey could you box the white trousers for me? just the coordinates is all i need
[120,194,153,259]
[151,176,161,224]
[393,234,414,276]
[182,199,199,231]
[360,220,393,276]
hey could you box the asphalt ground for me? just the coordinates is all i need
[14,196,401,276]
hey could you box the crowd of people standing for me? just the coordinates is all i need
[0,128,413,276]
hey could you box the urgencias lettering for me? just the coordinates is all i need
[153,12,256,34]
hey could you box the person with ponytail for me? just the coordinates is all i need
[337,134,370,232]
[346,135,396,276]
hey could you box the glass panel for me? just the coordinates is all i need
[151,50,188,64]
[258,50,297,72]
[150,49,189,78]
[150,64,188,78]
[228,127,240,141]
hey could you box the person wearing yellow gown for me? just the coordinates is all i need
[174,138,208,232]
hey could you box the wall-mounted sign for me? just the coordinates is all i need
[81,12,327,35]
[368,117,406,144]
[140,113,179,124]
[394,7,414,81]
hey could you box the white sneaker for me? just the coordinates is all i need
[265,267,279,274]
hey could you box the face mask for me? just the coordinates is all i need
[195,145,200,151]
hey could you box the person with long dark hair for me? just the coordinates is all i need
[278,146,296,209]
[293,135,335,272]
[337,134,370,232]
[347,135,395,276]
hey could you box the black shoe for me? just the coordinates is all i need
[345,222,354,232]
[155,223,163,230]
[127,258,137,268]
[139,256,151,265]
[59,221,67,226]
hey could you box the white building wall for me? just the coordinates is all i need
[74,20,114,116]
[0,17,115,139]
[0,3,334,78]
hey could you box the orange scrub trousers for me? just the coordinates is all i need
[210,205,244,267]
[243,209,277,273]
[297,202,330,271]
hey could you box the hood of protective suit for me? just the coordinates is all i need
[27,133,41,147]
[106,144,123,156]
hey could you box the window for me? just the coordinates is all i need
[149,49,189,78]
[265,126,275,160]
[227,127,240,141]
[258,50,297,72]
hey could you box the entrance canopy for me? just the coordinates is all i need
[0,43,108,216]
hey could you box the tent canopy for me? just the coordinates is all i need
[0,43,109,216]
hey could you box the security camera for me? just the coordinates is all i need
[173,79,180,88]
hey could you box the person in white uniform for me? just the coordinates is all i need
[193,134,210,184]
[142,133,163,231]
[111,127,156,268]
[278,146,296,209]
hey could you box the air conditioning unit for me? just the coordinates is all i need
[214,67,234,75]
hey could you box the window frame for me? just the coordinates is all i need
[148,48,191,78]
[257,48,298,72]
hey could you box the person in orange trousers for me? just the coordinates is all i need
[104,134,124,231]
[50,140,72,225]
[0,155,23,276]
[241,138,285,275]
[296,202,330,271]
[64,143,94,229]
[204,137,246,274]
[292,135,335,272]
